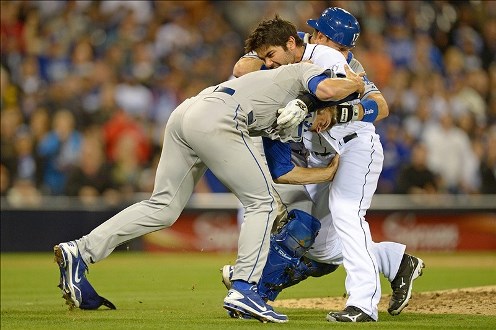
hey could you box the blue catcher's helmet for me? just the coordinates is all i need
[307,7,360,47]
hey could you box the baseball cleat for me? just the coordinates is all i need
[54,241,116,310]
[220,265,233,290]
[223,280,288,323]
[388,253,425,315]
[225,303,253,319]
[326,306,375,322]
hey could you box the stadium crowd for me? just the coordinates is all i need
[1,1,495,206]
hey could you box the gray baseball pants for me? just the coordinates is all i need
[76,89,276,283]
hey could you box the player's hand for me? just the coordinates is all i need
[344,65,365,97]
[277,99,308,130]
[326,154,340,181]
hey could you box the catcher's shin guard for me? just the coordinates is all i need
[257,209,322,301]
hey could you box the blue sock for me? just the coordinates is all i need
[232,280,253,291]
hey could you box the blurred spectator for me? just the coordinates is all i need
[0,163,10,196]
[353,31,393,89]
[385,19,414,69]
[403,96,436,143]
[1,65,20,111]
[448,69,486,126]
[377,119,410,193]
[1,107,23,175]
[114,77,153,120]
[480,128,496,194]
[17,55,45,117]
[66,132,119,204]
[102,109,151,165]
[37,109,82,195]
[110,131,144,199]
[13,126,38,184]
[396,142,439,194]
[0,0,494,198]
[6,178,42,207]
[480,17,496,70]
[421,111,480,193]
[411,32,444,75]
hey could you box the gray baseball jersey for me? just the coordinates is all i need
[74,62,327,284]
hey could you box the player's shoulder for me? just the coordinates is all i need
[348,55,365,73]
[310,44,346,62]
[284,62,325,79]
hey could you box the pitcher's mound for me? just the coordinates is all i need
[272,286,496,315]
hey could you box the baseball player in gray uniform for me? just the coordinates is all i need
[224,11,424,322]
[53,61,364,323]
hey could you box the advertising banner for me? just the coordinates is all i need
[142,211,496,252]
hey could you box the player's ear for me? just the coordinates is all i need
[286,36,296,50]
[316,31,326,42]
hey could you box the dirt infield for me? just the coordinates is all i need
[272,286,496,315]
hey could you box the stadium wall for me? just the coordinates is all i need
[1,194,495,252]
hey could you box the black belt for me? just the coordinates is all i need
[214,86,235,95]
[213,86,252,124]
[343,132,358,143]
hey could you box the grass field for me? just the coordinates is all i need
[1,251,495,329]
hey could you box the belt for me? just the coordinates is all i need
[213,86,253,124]
[214,86,235,96]
[343,132,358,143]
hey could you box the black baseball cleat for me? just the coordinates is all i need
[388,253,425,315]
[326,306,375,322]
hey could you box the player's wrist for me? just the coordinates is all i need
[360,99,379,122]
[297,93,320,113]
[335,99,379,124]
[335,103,360,123]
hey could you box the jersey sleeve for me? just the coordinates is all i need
[298,62,328,94]
[312,45,349,77]
[241,50,260,59]
[349,58,380,99]
[262,137,295,179]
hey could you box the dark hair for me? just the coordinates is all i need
[244,15,303,53]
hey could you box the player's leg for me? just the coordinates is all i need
[386,249,425,315]
[221,208,338,302]
[75,100,205,265]
[55,98,207,309]
[371,241,405,281]
[326,133,383,322]
[184,96,286,322]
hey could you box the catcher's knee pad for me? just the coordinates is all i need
[257,209,321,301]
[272,209,321,258]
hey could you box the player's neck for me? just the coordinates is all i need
[295,45,305,63]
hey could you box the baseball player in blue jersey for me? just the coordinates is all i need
[223,11,424,322]
[53,60,365,323]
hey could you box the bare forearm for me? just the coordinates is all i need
[274,167,332,184]
[233,57,264,77]
[315,78,362,101]
[367,93,389,121]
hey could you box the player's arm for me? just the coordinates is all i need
[313,65,365,102]
[232,51,265,77]
[263,137,339,184]
[277,65,364,130]
[331,89,389,124]
[330,64,389,124]
[275,155,339,184]
[298,89,388,123]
